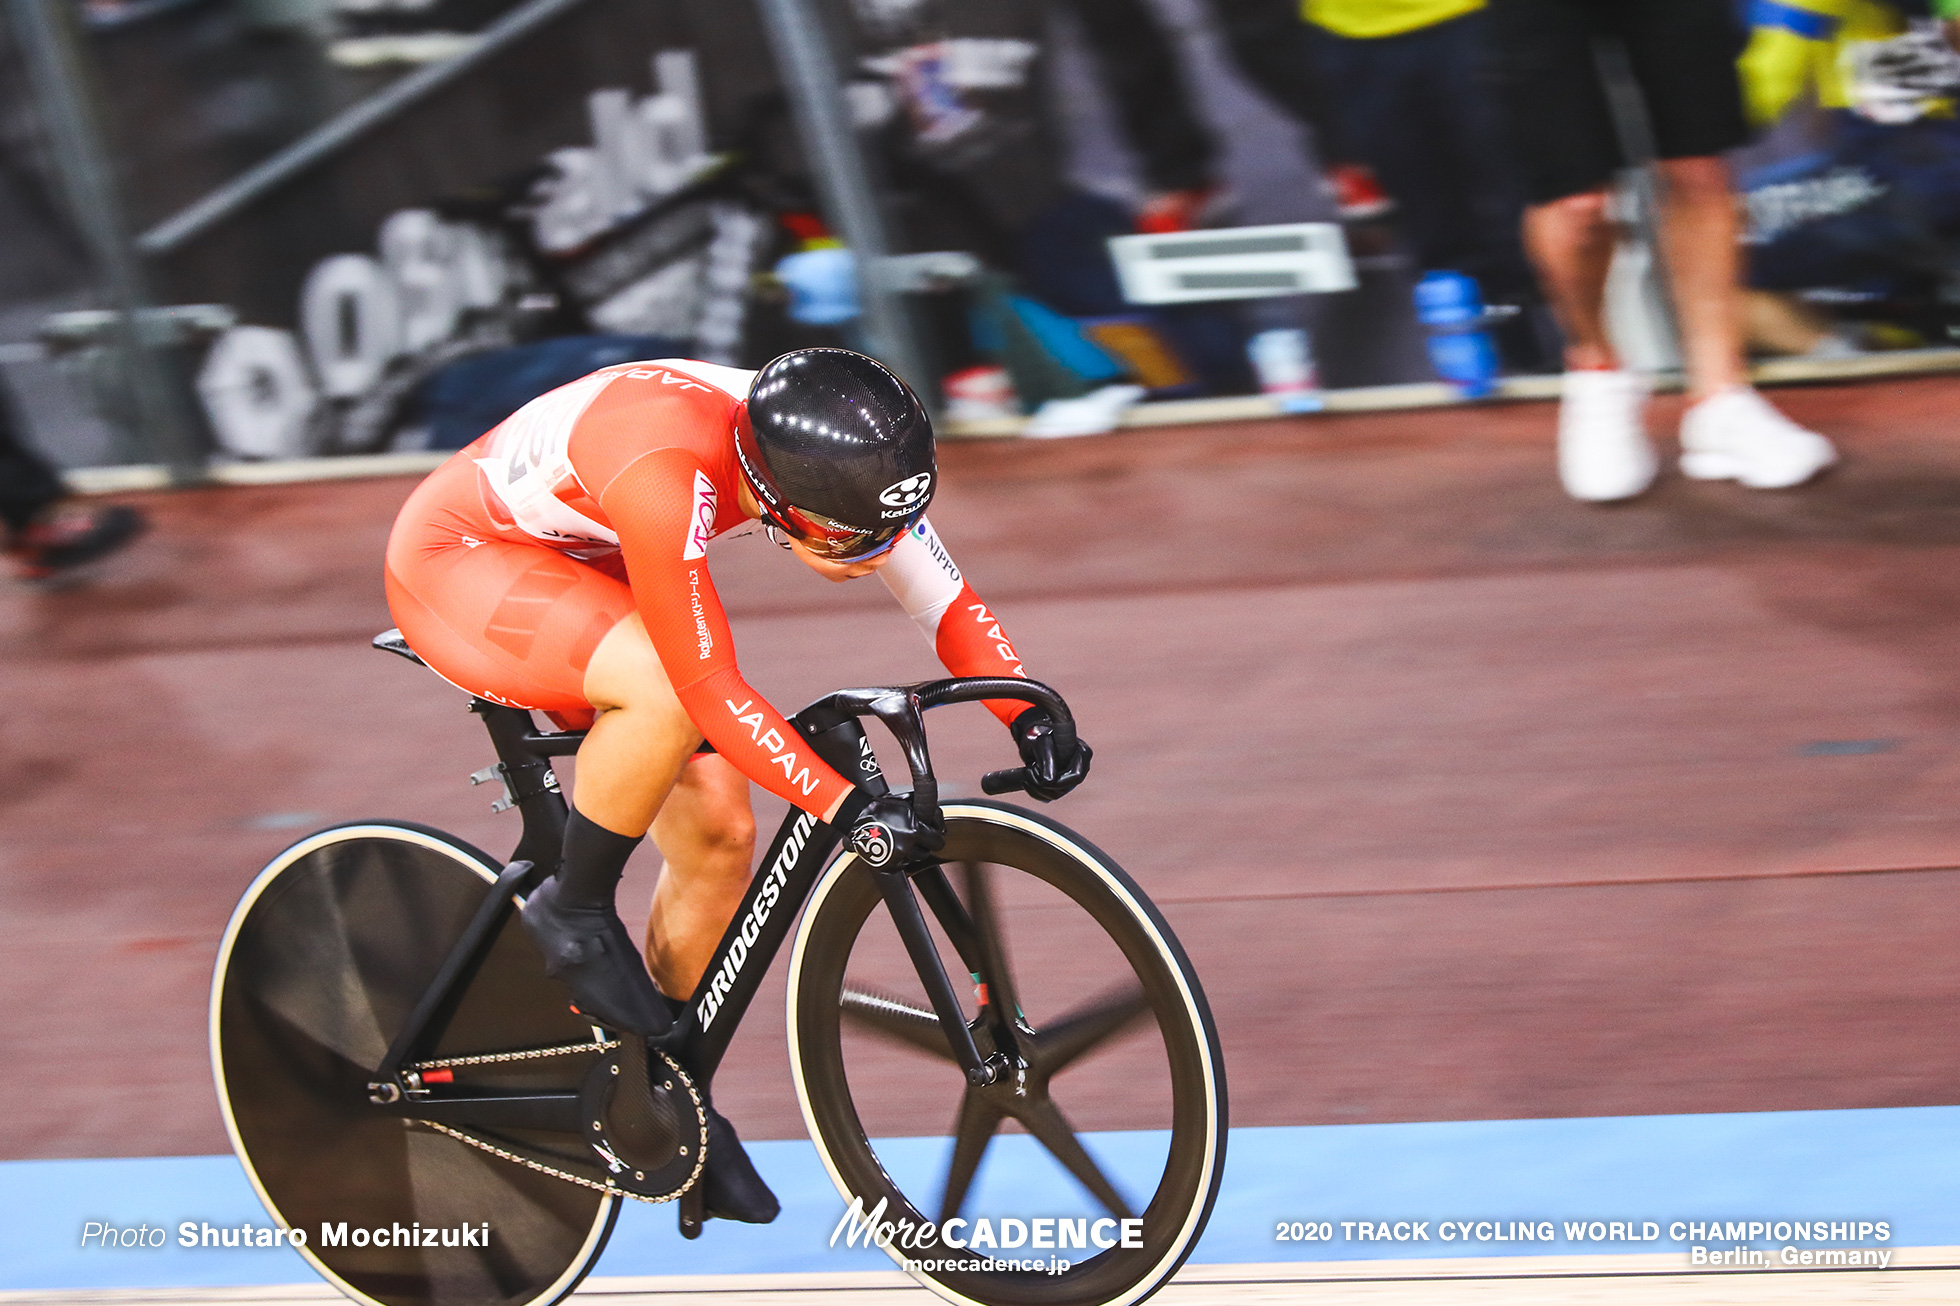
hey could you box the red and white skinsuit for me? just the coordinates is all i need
[385,359,1029,819]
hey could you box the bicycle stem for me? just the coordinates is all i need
[797,676,1074,828]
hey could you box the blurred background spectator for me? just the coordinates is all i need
[1056,0,1229,233]
[1205,0,1395,220]
[1,375,142,579]
[1735,0,1960,354]
[1301,0,1554,372]
[1486,0,1839,503]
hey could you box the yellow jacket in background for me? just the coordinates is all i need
[1738,0,1910,122]
[1303,0,1484,40]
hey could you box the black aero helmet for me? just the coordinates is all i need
[735,348,935,560]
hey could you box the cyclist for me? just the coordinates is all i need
[383,348,1091,1224]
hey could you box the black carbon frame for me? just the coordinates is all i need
[370,677,1068,1144]
[665,713,885,1080]
[660,675,1067,1083]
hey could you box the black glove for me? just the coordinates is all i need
[1012,707,1092,802]
[847,792,946,869]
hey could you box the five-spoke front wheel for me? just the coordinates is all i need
[787,801,1226,1306]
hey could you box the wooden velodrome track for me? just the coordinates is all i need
[7,377,1960,1299]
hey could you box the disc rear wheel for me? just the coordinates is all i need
[211,822,617,1306]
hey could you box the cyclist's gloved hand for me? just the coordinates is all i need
[848,792,945,868]
[1011,707,1092,802]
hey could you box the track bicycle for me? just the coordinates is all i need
[210,629,1226,1306]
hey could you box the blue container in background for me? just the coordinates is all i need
[1413,271,1499,399]
[775,247,860,325]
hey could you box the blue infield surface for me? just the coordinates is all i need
[5,1105,1956,1292]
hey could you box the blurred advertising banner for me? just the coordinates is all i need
[48,0,1960,463]
[116,0,1119,459]
[122,0,785,459]
[110,0,1136,460]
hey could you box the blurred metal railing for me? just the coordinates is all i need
[754,0,933,399]
[5,0,207,479]
[133,0,598,258]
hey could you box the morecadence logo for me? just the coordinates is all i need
[831,1195,1140,1275]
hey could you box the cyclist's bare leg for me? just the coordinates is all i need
[574,612,701,837]
[514,611,696,1036]
[569,528,890,837]
[561,612,780,1221]
[645,753,756,999]
[578,615,757,994]
[570,536,891,984]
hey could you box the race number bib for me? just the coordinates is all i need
[473,370,621,547]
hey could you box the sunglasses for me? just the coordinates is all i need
[763,512,908,562]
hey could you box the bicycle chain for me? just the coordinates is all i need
[410,1045,708,1206]
[420,1120,636,1199]
[409,1039,619,1070]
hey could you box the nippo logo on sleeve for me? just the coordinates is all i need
[682,470,718,560]
[878,472,932,510]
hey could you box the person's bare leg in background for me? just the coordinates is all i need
[1522,184,1658,501]
[1488,0,1837,503]
[1523,189,1618,374]
[1651,155,1748,402]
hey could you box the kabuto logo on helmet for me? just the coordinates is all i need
[849,820,894,867]
[878,472,932,510]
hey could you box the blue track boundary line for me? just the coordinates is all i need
[5,1105,1957,1291]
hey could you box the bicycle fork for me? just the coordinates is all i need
[874,863,1015,1088]
[796,689,1035,1093]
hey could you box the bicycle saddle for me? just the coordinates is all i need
[372,628,426,666]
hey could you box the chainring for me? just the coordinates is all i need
[577,1034,708,1200]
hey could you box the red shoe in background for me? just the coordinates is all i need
[1134,184,1234,234]
[8,503,146,580]
[1326,163,1394,220]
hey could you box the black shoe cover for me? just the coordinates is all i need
[703,1108,780,1224]
[520,875,670,1036]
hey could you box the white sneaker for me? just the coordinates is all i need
[1558,369,1657,502]
[1678,387,1837,488]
